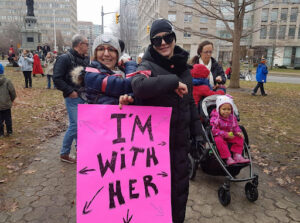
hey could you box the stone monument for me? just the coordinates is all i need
[21,0,41,51]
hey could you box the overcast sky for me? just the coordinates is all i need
[77,0,119,27]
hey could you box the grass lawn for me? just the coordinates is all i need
[227,80,300,195]
[0,68,299,195]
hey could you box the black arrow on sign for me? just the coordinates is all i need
[157,171,168,177]
[79,166,96,175]
[158,141,166,146]
[123,209,133,223]
[82,186,104,215]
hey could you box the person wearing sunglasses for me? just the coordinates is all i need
[190,41,226,92]
[80,33,137,105]
[128,19,202,223]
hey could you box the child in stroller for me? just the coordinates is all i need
[188,95,259,206]
[210,95,250,166]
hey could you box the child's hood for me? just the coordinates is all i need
[216,95,234,113]
[191,64,210,78]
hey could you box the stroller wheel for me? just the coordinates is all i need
[245,182,258,202]
[218,186,231,206]
[188,153,197,180]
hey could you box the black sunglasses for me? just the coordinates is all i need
[151,32,175,47]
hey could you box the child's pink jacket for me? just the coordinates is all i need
[210,108,241,138]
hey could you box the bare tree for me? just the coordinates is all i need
[169,0,270,88]
[0,23,22,56]
[56,30,65,52]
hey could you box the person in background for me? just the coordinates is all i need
[126,18,202,223]
[225,61,232,80]
[190,41,226,92]
[210,95,250,165]
[53,34,90,164]
[0,63,17,137]
[252,57,268,96]
[32,52,44,77]
[44,52,56,89]
[137,53,144,64]
[18,49,34,88]
[190,64,225,107]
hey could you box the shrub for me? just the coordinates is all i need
[294,67,300,70]
[278,65,287,69]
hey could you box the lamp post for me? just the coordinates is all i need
[101,5,118,34]
[53,9,57,52]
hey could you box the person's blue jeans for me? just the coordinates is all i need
[60,97,85,155]
[47,75,55,89]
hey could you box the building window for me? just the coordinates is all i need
[270,8,278,22]
[184,0,194,6]
[269,26,277,39]
[278,25,286,39]
[280,8,288,22]
[184,31,191,38]
[200,28,208,34]
[290,8,298,22]
[261,8,268,22]
[200,15,208,23]
[27,37,34,42]
[183,44,191,54]
[283,47,292,66]
[168,13,176,22]
[298,27,300,39]
[260,26,267,39]
[168,0,176,6]
[288,25,296,39]
[184,14,192,23]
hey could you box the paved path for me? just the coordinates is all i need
[1,134,300,223]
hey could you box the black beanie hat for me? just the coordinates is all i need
[150,19,175,39]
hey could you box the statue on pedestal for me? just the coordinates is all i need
[26,0,34,17]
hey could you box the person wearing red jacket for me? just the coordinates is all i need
[190,64,225,106]
[32,53,44,77]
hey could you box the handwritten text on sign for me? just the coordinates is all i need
[77,105,172,223]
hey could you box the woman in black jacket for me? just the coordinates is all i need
[128,19,202,223]
[190,41,226,89]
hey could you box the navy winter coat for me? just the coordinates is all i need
[84,60,137,104]
[53,49,89,98]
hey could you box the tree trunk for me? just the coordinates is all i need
[229,0,242,89]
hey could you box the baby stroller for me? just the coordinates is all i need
[188,95,259,206]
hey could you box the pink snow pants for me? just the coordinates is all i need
[214,135,244,159]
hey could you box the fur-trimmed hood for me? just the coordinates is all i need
[71,66,85,86]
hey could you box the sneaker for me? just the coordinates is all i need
[233,153,250,164]
[60,154,76,164]
[226,157,237,166]
[251,92,256,96]
[262,94,268,96]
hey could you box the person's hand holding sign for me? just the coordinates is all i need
[119,94,134,109]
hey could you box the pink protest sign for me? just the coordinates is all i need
[77,105,172,223]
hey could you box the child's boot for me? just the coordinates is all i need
[226,157,237,166]
[233,153,250,164]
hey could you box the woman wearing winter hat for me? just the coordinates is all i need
[190,40,226,91]
[127,18,203,223]
[81,33,138,104]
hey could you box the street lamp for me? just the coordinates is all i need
[53,9,57,52]
[101,5,118,34]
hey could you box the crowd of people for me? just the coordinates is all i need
[0,18,269,223]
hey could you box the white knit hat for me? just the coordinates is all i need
[92,34,121,59]
[216,95,234,113]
